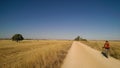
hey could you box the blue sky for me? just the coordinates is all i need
[0,0,120,40]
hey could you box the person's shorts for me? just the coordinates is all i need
[105,48,110,49]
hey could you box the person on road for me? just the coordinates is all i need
[103,41,110,57]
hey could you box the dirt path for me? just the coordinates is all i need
[61,41,120,68]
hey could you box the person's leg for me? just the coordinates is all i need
[107,49,109,57]
[106,49,109,58]
[106,49,108,57]
[105,48,108,58]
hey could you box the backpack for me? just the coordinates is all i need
[104,42,110,49]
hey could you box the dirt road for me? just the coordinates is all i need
[61,41,120,68]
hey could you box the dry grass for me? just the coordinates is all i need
[0,40,72,68]
[81,40,120,60]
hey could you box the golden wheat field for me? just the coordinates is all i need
[81,40,120,60]
[0,40,72,68]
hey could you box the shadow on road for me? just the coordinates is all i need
[101,52,108,58]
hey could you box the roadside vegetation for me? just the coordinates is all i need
[0,40,72,68]
[81,40,120,60]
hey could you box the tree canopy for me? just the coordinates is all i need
[74,36,87,41]
[12,34,24,42]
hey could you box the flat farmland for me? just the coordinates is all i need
[0,40,72,68]
[81,40,120,60]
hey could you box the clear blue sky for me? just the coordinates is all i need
[0,0,120,40]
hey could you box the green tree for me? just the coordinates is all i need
[74,36,87,41]
[74,36,80,41]
[12,34,24,42]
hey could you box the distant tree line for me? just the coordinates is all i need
[2,34,87,42]
[74,36,87,41]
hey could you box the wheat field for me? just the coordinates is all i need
[0,40,72,68]
[81,40,120,60]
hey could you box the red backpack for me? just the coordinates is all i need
[104,42,110,49]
